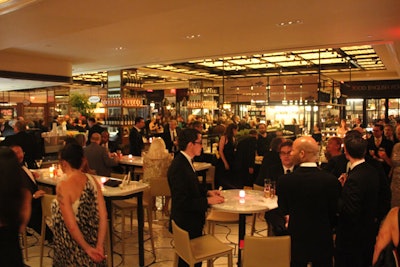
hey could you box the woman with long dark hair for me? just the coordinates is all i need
[215,123,238,189]
[0,147,31,267]
[51,143,107,266]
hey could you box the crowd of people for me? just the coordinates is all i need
[3,111,400,266]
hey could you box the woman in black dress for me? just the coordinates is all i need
[215,123,238,189]
[0,147,31,267]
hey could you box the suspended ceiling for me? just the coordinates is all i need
[0,0,399,91]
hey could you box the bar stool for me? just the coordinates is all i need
[112,187,155,264]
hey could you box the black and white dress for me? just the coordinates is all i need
[51,174,106,267]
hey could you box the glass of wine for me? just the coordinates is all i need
[35,158,43,169]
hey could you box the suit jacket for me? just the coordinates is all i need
[86,123,105,145]
[367,136,394,176]
[1,131,37,168]
[167,152,208,239]
[84,143,118,176]
[234,135,257,187]
[322,153,348,178]
[256,151,281,185]
[129,127,144,156]
[255,162,284,186]
[277,166,340,262]
[336,161,380,262]
[162,126,181,153]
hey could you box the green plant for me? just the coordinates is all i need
[69,93,96,118]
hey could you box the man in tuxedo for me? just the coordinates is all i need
[1,120,37,168]
[367,123,394,177]
[129,117,145,156]
[84,133,118,177]
[234,129,258,188]
[335,131,380,267]
[167,128,224,267]
[162,119,180,153]
[259,139,295,236]
[277,136,339,267]
[256,123,268,156]
[10,145,52,240]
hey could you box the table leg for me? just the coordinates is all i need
[237,214,246,267]
[105,198,114,267]
[136,191,145,267]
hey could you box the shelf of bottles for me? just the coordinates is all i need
[101,96,144,107]
[104,115,136,126]
[188,87,219,110]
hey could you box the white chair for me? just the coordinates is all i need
[112,187,155,263]
[171,220,233,267]
[242,235,291,267]
[40,194,56,267]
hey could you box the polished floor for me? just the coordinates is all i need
[22,209,268,267]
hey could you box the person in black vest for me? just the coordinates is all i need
[129,117,145,156]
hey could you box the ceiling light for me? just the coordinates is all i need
[0,0,38,16]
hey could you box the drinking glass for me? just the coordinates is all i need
[35,158,43,169]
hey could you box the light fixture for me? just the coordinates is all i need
[282,83,287,105]
[0,0,38,16]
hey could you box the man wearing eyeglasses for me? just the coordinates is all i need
[168,128,224,267]
[257,139,295,236]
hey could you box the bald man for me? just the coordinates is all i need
[84,132,118,176]
[277,136,340,267]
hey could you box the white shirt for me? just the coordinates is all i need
[22,165,36,185]
[180,151,196,172]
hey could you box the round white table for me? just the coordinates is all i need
[212,189,278,267]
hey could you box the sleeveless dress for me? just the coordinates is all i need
[215,139,236,189]
[51,174,106,267]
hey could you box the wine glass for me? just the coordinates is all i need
[35,158,43,169]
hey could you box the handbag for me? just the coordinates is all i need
[373,209,400,267]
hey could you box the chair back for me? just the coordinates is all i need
[143,156,171,197]
[243,235,290,267]
[171,220,194,263]
[41,194,56,222]
[40,194,56,267]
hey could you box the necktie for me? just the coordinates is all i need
[375,138,381,147]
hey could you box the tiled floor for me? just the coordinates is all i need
[22,210,268,267]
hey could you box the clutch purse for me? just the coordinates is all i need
[104,179,122,187]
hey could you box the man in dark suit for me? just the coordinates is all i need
[162,119,181,153]
[367,123,394,177]
[256,137,285,185]
[277,136,339,267]
[129,117,145,156]
[100,130,119,153]
[10,145,52,240]
[84,133,118,177]
[256,123,268,156]
[257,139,295,236]
[234,129,258,188]
[86,117,105,145]
[335,131,381,267]
[1,120,38,168]
[168,128,224,267]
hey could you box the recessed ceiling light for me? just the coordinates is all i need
[276,20,303,27]
[185,34,201,40]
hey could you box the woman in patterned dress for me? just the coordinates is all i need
[51,143,107,266]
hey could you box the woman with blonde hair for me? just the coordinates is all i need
[143,138,173,215]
